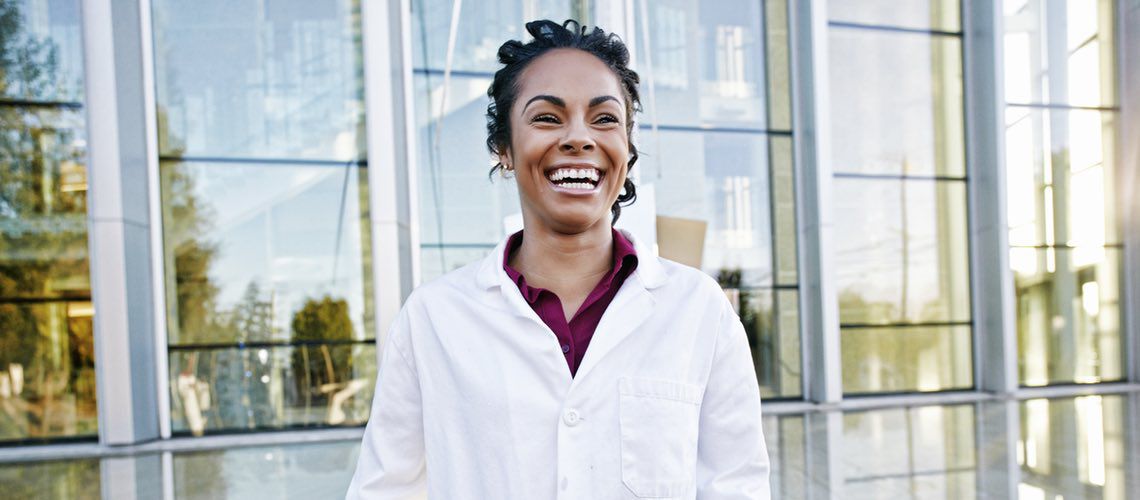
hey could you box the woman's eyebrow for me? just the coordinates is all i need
[523,94,564,112]
[589,95,619,107]
[521,94,620,112]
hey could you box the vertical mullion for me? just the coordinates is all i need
[789,0,842,404]
[963,0,1018,394]
[81,0,161,445]
[1119,0,1140,384]
[139,0,172,440]
[975,400,1020,498]
[362,0,419,353]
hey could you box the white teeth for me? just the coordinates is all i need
[562,182,594,190]
[548,167,600,182]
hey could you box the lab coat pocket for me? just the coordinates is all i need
[618,377,702,498]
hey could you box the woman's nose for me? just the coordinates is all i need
[560,119,594,152]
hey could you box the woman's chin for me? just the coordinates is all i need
[542,209,611,234]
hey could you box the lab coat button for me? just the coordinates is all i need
[561,344,570,353]
[563,409,581,426]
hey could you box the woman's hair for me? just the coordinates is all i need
[486,19,641,223]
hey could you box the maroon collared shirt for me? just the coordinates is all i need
[503,229,639,377]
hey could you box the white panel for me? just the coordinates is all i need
[362,0,418,350]
[964,0,1018,393]
[1120,0,1140,383]
[81,0,161,445]
[790,0,843,403]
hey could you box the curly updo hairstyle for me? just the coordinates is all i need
[486,19,641,223]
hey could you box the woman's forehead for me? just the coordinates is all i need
[516,49,624,103]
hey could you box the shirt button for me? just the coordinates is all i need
[561,344,570,353]
[563,409,581,426]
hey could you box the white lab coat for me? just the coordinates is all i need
[347,230,770,499]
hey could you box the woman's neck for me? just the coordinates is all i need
[510,221,614,290]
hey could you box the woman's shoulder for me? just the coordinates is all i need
[405,259,484,305]
[650,256,727,298]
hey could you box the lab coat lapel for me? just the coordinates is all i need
[476,237,550,327]
[572,270,655,382]
[476,229,669,382]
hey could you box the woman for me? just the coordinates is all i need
[347,19,769,499]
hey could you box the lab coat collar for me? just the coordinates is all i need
[474,228,666,291]
[474,227,662,382]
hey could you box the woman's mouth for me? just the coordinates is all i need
[545,167,602,193]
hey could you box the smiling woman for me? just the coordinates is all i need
[347,20,771,499]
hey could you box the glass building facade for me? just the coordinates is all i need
[0,0,1137,485]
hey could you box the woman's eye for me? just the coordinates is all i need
[532,114,560,123]
[595,114,619,124]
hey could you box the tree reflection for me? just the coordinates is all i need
[290,296,358,424]
[717,268,785,396]
[0,0,95,441]
[838,288,963,393]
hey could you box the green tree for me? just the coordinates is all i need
[289,296,354,408]
[227,281,274,343]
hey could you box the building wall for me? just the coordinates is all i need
[0,0,1135,447]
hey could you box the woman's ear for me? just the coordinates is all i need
[499,150,513,171]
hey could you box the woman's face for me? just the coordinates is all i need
[502,48,630,235]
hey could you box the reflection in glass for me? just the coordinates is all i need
[764,0,792,131]
[715,282,801,399]
[152,0,366,160]
[0,457,100,499]
[153,0,375,434]
[646,130,773,286]
[834,179,971,325]
[828,0,961,31]
[159,162,378,434]
[828,28,965,177]
[1013,248,1122,386]
[173,441,361,499]
[633,0,769,128]
[771,136,797,286]
[1019,395,1130,500]
[0,0,85,102]
[160,161,374,346]
[1002,0,1123,388]
[829,17,972,396]
[1003,0,1116,107]
[0,107,89,298]
[842,404,976,497]
[169,344,376,435]
[763,414,806,499]
[842,325,973,394]
[410,0,569,73]
[1005,108,1118,249]
[414,74,519,281]
[0,0,93,442]
[0,301,97,440]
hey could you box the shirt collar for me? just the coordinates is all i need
[477,227,666,291]
[500,229,639,302]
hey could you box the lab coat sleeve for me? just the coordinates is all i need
[345,310,428,500]
[695,301,772,499]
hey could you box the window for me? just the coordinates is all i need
[1003,0,1123,387]
[0,0,96,443]
[828,0,974,394]
[153,0,377,434]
